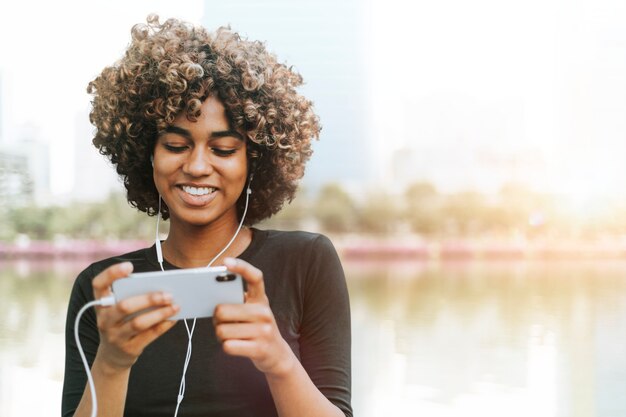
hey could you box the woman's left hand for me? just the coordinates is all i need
[213,257,294,377]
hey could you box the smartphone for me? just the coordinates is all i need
[111,266,244,320]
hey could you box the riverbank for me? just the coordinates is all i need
[2,236,626,261]
[337,236,626,261]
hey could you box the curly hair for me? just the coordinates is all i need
[87,14,320,225]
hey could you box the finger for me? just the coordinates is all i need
[102,291,174,327]
[213,303,273,324]
[222,339,260,358]
[214,322,273,342]
[128,319,178,350]
[115,291,174,321]
[118,304,180,339]
[224,258,266,303]
[92,262,134,300]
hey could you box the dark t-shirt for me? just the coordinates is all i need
[62,229,352,417]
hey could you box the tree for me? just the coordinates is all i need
[314,183,357,234]
[442,191,486,236]
[358,192,398,235]
[260,187,310,230]
[9,206,55,240]
[404,182,441,235]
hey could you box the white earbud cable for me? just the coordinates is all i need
[74,296,116,417]
[156,179,253,417]
[75,179,253,417]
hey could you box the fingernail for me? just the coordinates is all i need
[120,262,133,273]
[224,258,236,268]
[163,292,173,302]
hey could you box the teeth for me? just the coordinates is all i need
[182,186,215,196]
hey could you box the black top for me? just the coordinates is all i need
[62,229,352,417]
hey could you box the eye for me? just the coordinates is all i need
[164,144,188,153]
[211,148,237,157]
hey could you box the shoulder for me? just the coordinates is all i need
[253,228,337,255]
[251,229,343,277]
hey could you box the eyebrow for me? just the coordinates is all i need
[163,126,244,141]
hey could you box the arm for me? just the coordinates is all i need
[213,244,351,417]
[298,235,352,415]
[265,357,346,417]
[62,262,179,417]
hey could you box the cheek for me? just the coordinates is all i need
[151,158,176,193]
[226,154,249,181]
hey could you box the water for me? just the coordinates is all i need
[1,259,625,417]
[349,260,626,417]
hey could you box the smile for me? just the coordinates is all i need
[181,185,216,196]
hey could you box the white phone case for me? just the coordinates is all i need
[111,266,244,320]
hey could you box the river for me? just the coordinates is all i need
[1,258,625,416]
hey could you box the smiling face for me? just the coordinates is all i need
[152,95,248,228]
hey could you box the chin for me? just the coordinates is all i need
[180,215,220,227]
[171,209,238,228]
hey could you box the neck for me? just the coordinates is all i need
[160,216,252,268]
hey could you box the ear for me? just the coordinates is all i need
[246,158,257,195]
[247,142,263,171]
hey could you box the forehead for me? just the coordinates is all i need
[172,95,230,129]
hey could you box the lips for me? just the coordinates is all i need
[176,184,218,207]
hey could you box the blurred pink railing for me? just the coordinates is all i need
[2,238,626,261]
[0,240,150,260]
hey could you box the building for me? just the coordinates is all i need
[71,108,121,202]
[0,71,3,144]
[0,122,51,207]
[0,148,33,206]
[201,0,374,190]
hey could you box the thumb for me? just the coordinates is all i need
[224,258,266,303]
[92,262,134,300]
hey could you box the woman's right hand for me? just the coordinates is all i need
[91,262,179,371]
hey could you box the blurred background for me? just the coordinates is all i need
[1,0,626,416]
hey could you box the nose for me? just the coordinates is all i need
[183,148,214,177]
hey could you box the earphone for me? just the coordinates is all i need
[156,174,253,417]
[75,172,254,417]
[73,296,116,417]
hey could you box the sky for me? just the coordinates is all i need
[2,0,626,206]
[0,0,205,200]
[367,0,626,201]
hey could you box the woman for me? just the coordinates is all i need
[62,15,351,417]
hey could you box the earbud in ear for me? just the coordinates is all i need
[150,155,154,167]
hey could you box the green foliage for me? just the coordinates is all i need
[260,187,310,230]
[358,192,398,235]
[442,191,487,235]
[404,182,441,235]
[1,193,158,241]
[9,206,57,240]
[2,182,626,240]
[314,183,357,233]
